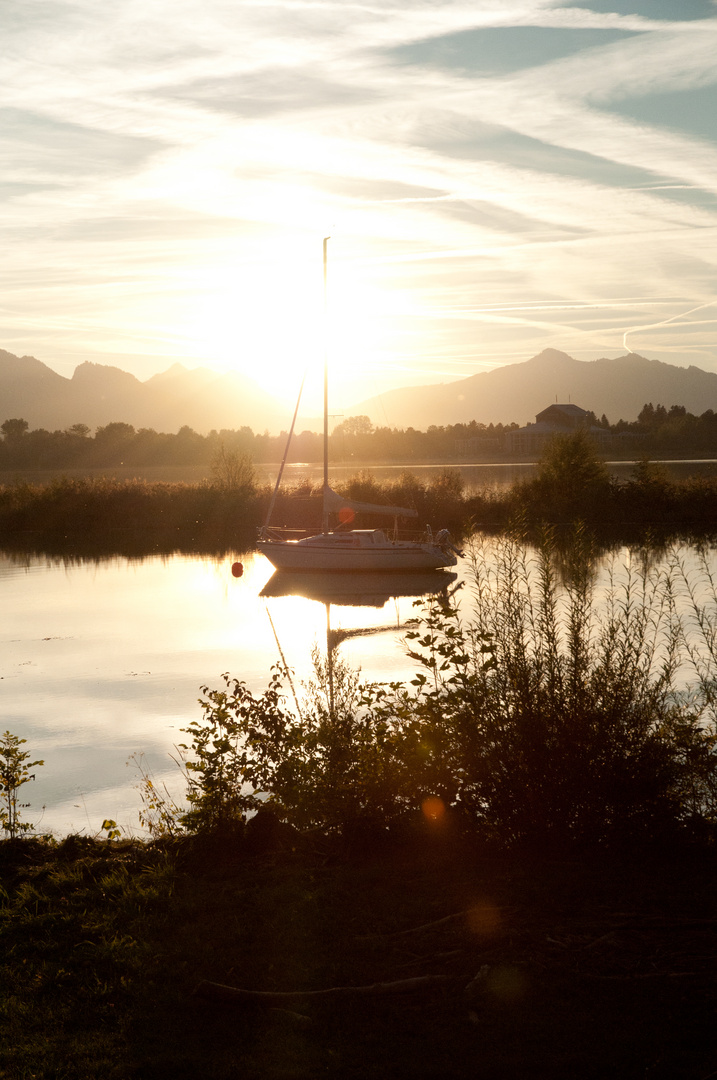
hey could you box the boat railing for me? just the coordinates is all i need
[259,526,314,541]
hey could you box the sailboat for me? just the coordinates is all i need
[257,239,462,573]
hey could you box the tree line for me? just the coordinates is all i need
[3,402,717,469]
[0,415,519,468]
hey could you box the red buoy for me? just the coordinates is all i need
[231,562,244,578]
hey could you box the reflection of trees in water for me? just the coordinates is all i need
[0,539,256,566]
[463,529,717,716]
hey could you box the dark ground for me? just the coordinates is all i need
[2,826,717,1079]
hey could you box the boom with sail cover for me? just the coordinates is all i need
[322,485,418,521]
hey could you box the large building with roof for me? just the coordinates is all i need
[505,403,615,456]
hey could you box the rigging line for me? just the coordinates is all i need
[263,602,303,722]
[322,235,331,534]
[263,367,308,529]
[326,603,335,720]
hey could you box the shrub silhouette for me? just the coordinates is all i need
[187,528,717,849]
[517,430,614,523]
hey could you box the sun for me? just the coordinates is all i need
[181,244,393,411]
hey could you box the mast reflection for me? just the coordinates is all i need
[260,570,459,716]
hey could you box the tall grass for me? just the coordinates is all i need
[170,528,717,850]
[409,529,695,847]
[7,446,717,553]
[0,475,265,555]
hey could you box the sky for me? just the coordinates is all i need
[3,0,717,411]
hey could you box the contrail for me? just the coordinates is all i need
[623,300,717,351]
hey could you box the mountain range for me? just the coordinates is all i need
[3,347,717,435]
[349,349,717,429]
[0,350,287,434]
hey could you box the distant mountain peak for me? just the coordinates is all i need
[350,349,717,428]
[597,351,651,365]
[0,347,287,433]
[0,348,57,378]
[72,361,139,386]
[5,344,717,434]
[146,362,221,388]
[531,348,575,363]
[150,362,189,380]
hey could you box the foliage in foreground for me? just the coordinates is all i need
[4,830,717,1080]
[176,528,717,849]
[0,731,43,840]
[7,523,717,850]
[0,836,177,1078]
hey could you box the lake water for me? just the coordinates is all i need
[265,458,717,493]
[4,458,717,492]
[2,549,463,836]
[5,534,717,838]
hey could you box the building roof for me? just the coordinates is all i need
[535,403,588,423]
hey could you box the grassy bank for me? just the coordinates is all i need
[0,471,474,556]
[0,477,264,556]
[5,451,717,556]
[3,832,717,1079]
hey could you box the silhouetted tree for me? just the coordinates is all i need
[1,418,29,441]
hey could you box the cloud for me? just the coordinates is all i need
[1,0,717,390]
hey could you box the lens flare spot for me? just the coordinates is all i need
[338,507,355,524]
[421,796,445,822]
[466,901,501,937]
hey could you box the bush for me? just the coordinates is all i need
[400,529,714,847]
[516,429,615,523]
[0,731,44,839]
[185,528,717,849]
[180,655,413,836]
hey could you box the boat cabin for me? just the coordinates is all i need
[298,530,391,547]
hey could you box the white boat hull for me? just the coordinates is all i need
[257,531,457,572]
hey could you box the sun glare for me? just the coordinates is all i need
[183,246,399,409]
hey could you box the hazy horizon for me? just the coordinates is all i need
[1,340,670,393]
[3,0,717,418]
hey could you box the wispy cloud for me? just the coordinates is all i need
[2,0,717,402]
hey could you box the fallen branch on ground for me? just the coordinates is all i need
[194,972,465,1006]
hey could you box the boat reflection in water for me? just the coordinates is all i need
[260,568,458,609]
[260,569,459,711]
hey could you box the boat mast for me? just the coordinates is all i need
[322,235,330,534]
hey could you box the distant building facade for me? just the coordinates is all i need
[505,403,615,455]
[454,435,502,456]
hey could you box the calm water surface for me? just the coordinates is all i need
[272,459,717,492]
[5,535,717,837]
[2,550,460,836]
[5,459,717,492]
